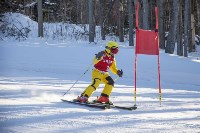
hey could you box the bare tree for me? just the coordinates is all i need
[86,0,89,24]
[142,0,148,29]
[184,0,190,57]
[89,0,95,42]
[191,14,195,51]
[138,0,143,28]
[116,0,124,42]
[128,0,134,46]
[148,0,156,30]
[177,0,183,56]
[165,0,179,54]
[76,0,82,24]
[99,0,105,40]
[197,0,200,36]
[164,0,172,32]
[157,0,165,49]
[188,1,192,53]
[37,0,43,37]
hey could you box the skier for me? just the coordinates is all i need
[77,41,123,104]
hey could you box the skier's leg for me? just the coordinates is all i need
[101,76,114,97]
[81,69,101,98]
[97,75,114,104]
[81,78,101,97]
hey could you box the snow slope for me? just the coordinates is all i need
[0,39,200,133]
[0,13,200,133]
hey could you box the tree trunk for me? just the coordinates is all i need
[165,0,179,54]
[81,0,88,24]
[138,0,143,28]
[132,0,136,29]
[149,0,156,30]
[128,0,134,46]
[191,14,195,51]
[86,0,89,24]
[63,0,67,22]
[157,0,165,49]
[142,0,148,30]
[197,0,200,36]
[116,0,124,42]
[164,0,172,32]
[76,0,81,24]
[177,0,183,56]
[89,0,95,42]
[37,0,43,37]
[99,0,105,40]
[184,0,189,57]
[188,1,192,53]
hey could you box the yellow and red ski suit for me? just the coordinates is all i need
[81,50,119,98]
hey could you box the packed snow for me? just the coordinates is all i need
[0,13,200,133]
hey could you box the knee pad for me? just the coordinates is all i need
[105,76,114,86]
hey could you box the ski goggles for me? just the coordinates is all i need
[110,47,118,54]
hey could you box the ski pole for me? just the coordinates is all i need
[62,62,93,96]
[114,76,119,82]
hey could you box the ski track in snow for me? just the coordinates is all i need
[0,79,200,133]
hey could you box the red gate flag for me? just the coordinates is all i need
[136,29,159,55]
[134,2,161,105]
[135,2,159,55]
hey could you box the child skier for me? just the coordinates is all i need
[77,41,123,104]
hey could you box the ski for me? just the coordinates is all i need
[110,105,137,110]
[61,99,110,109]
[92,101,137,111]
[62,99,137,111]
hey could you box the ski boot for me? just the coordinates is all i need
[75,96,88,103]
[95,96,113,105]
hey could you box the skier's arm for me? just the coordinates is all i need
[110,59,118,74]
[93,51,104,64]
[93,56,102,64]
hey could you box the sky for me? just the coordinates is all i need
[0,13,200,133]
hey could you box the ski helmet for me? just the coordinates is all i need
[105,41,119,54]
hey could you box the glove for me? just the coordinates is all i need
[95,51,104,60]
[117,69,123,77]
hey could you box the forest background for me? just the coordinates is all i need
[0,0,200,57]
